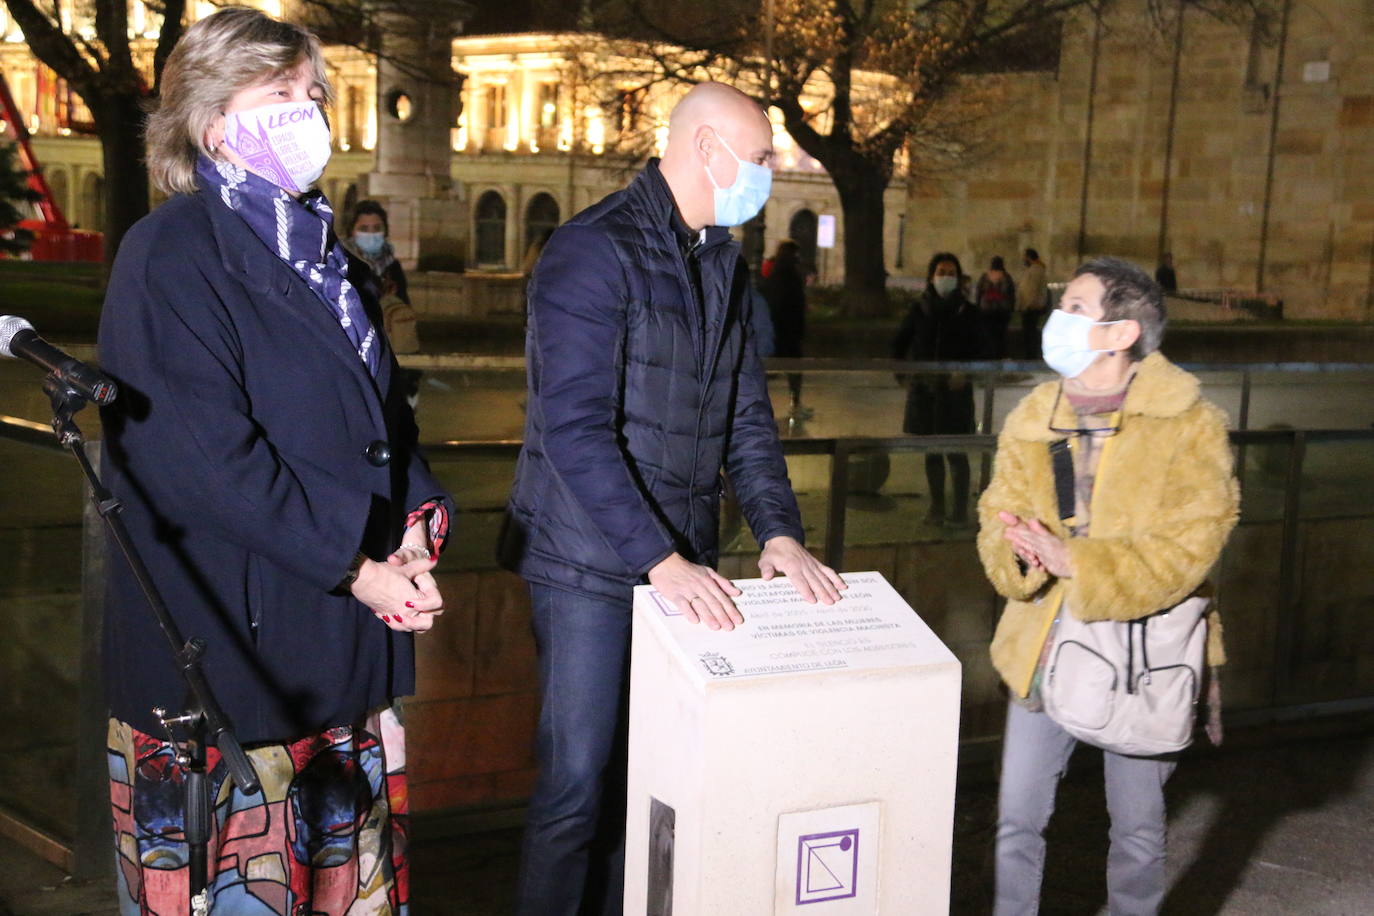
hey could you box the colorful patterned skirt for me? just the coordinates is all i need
[107,706,408,915]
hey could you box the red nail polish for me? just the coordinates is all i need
[405,601,415,609]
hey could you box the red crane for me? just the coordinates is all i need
[0,70,102,261]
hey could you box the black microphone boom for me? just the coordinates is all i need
[0,315,117,405]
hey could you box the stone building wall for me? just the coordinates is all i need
[904,0,1374,319]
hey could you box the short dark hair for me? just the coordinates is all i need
[350,199,389,233]
[1072,256,1166,359]
[1024,247,1039,261]
[926,251,964,283]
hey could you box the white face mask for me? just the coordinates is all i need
[1041,309,1126,378]
[222,100,332,194]
[931,275,959,297]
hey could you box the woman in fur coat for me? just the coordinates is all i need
[976,256,1239,915]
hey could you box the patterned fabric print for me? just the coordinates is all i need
[405,499,451,556]
[108,707,409,915]
[194,156,380,376]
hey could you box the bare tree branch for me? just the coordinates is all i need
[153,0,189,94]
[3,0,98,91]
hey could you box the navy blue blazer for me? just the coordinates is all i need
[98,189,452,744]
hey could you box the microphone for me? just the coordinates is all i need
[0,315,118,405]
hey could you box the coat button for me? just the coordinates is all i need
[365,440,391,467]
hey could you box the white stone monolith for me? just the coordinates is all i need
[624,571,961,915]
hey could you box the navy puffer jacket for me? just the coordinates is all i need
[500,161,804,600]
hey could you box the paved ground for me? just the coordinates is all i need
[3,722,1370,915]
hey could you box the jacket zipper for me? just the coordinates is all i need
[673,236,707,549]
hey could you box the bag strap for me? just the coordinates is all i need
[1126,621,1136,694]
[1049,439,1075,523]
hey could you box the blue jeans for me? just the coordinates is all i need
[994,701,1177,916]
[516,583,633,916]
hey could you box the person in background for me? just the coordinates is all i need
[1016,247,1049,359]
[976,254,1017,359]
[893,251,982,526]
[759,238,809,420]
[98,9,452,913]
[342,199,409,304]
[342,199,420,355]
[977,256,1238,915]
[1155,251,1178,293]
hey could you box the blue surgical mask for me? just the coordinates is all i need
[704,130,772,227]
[353,231,386,257]
[932,275,959,297]
[1041,309,1125,378]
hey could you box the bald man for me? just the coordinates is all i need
[500,82,845,914]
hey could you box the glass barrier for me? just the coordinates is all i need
[1242,369,1374,431]
[6,363,1374,858]
[0,434,85,839]
[1282,436,1374,706]
[410,366,527,444]
[832,441,1006,744]
[428,452,517,572]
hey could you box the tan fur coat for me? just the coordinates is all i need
[977,352,1241,698]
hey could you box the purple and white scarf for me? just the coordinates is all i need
[195,156,380,376]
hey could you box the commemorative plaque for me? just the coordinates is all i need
[623,571,961,915]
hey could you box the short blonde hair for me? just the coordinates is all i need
[145,7,333,195]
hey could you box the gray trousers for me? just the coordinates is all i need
[994,701,1178,916]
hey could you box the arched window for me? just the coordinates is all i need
[47,169,68,223]
[82,172,104,234]
[475,190,508,266]
[788,208,818,275]
[523,192,560,255]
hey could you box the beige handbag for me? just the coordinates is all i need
[1041,595,1208,756]
[383,296,421,354]
[1037,437,1207,756]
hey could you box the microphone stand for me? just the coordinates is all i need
[44,374,259,915]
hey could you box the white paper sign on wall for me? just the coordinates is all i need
[1302,60,1330,83]
[817,214,836,249]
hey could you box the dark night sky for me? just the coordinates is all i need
[463,0,578,35]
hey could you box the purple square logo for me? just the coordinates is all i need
[648,589,681,617]
[796,828,859,905]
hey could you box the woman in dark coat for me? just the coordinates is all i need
[892,251,982,525]
[341,198,411,305]
[96,10,452,913]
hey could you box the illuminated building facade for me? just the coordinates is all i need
[448,32,909,280]
[0,3,910,283]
